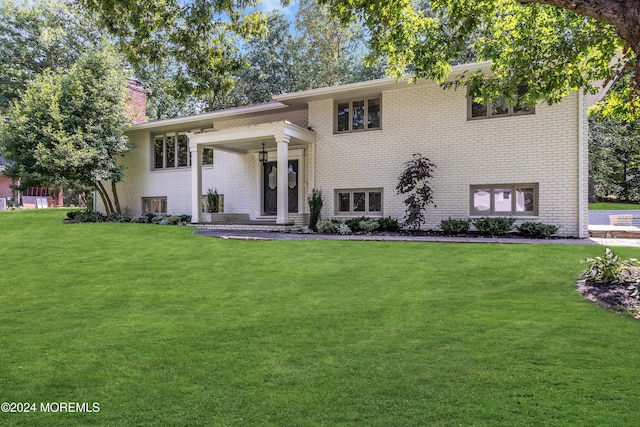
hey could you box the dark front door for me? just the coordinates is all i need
[263,160,298,216]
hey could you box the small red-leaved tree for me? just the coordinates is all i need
[396,153,436,230]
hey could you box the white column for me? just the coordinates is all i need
[190,144,204,223]
[276,136,290,224]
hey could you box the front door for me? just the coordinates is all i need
[263,160,298,215]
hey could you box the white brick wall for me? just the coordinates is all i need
[104,79,587,237]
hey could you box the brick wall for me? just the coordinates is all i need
[0,174,14,200]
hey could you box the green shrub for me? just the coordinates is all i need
[317,219,338,234]
[359,219,379,233]
[179,214,192,223]
[307,188,323,231]
[131,215,149,224]
[377,216,400,232]
[145,213,157,222]
[346,216,369,233]
[472,217,515,236]
[106,213,131,223]
[151,215,167,224]
[581,248,639,284]
[440,218,471,235]
[165,216,183,225]
[70,209,105,223]
[517,222,559,238]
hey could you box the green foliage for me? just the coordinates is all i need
[307,188,324,231]
[151,215,167,224]
[396,153,436,230]
[336,223,352,235]
[165,216,183,225]
[440,218,471,235]
[317,219,338,234]
[473,217,515,236]
[517,222,560,239]
[358,219,379,233]
[320,0,633,115]
[377,216,400,232]
[345,216,369,232]
[106,213,131,223]
[131,215,149,224]
[206,188,220,213]
[581,248,639,284]
[67,209,105,223]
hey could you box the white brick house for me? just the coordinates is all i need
[102,61,593,237]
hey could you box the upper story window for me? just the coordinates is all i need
[336,97,381,133]
[468,85,534,120]
[153,133,213,169]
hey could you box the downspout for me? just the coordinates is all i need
[578,88,585,238]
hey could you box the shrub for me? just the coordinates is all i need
[145,213,157,222]
[131,215,149,223]
[165,216,183,225]
[358,219,379,233]
[473,217,515,236]
[317,219,338,234]
[307,188,323,231]
[440,218,471,235]
[337,223,352,235]
[346,216,369,233]
[396,153,436,230]
[151,215,167,224]
[179,214,192,223]
[517,222,559,238]
[377,216,400,232]
[206,188,220,213]
[106,213,131,223]
[70,209,105,223]
[581,248,639,284]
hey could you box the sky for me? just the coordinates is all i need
[258,0,299,21]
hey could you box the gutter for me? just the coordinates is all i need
[578,88,585,238]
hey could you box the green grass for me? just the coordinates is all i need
[589,202,640,210]
[2,209,640,426]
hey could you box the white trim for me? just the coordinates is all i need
[578,88,585,239]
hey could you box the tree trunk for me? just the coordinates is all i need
[111,180,122,214]
[97,181,114,216]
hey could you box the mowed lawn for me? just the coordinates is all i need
[2,210,640,426]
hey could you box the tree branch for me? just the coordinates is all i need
[518,0,622,26]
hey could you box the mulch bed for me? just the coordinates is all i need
[576,267,640,319]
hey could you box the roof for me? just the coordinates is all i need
[124,61,493,134]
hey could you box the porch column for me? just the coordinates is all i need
[276,135,290,225]
[190,144,204,223]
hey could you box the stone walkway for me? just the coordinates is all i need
[194,229,640,247]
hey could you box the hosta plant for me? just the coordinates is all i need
[580,248,639,284]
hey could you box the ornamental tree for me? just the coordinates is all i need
[396,153,436,230]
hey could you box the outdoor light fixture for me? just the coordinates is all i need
[259,143,268,163]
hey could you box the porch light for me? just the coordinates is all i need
[259,143,268,163]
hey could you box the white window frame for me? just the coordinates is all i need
[470,184,538,216]
[335,97,382,133]
[335,188,383,217]
[152,132,213,170]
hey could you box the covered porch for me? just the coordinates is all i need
[187,121,315,225]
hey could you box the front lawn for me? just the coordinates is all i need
[1,210,640,426]
[589,202,640,210]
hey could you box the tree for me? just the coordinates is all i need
[0,45,131,215]
[0,0,101,114]
[396,153,436,230]
[78,0,267,100]
[319,0,635,113]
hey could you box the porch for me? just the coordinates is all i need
[192,212,310,232]
[187,121,315,226]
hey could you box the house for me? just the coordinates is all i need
[100,61,595,237]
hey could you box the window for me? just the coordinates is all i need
[468,85,534,120]
[335,189,383,216]
[143,197,167,214]
[471,184,538,216]
[336,97,381,133]
[153,132,213,169]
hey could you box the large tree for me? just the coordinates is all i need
[0,0,101,114]
[319,0,634,112]
[0,45,131,215]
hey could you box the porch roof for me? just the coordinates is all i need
[186,121,314,154]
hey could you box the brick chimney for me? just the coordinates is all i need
[126,79,147,124]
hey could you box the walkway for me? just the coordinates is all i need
[194,229,640,247]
